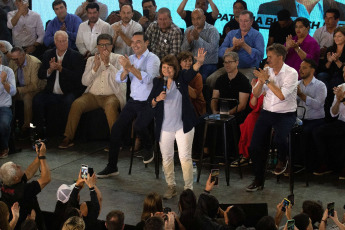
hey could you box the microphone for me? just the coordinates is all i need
[163,77,168,92]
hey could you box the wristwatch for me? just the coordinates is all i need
[265,79,270,85]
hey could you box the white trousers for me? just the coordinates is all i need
[159,128,194,190]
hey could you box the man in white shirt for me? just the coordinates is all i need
[246,43,298,192]
[76,2,112,59]
[7,0,45,58]
[59,34,125,149]
[75,0,108,22]
[313,8,339,59]
[112,4,142,56]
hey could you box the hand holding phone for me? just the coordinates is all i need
[327,202,335,217]
[211,169,219,186]
[282,198,291,212]
[286,219,295,230]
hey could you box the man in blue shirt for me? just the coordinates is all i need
[0,54,16,158]
[96,31,160,178]
[44,0,82,50]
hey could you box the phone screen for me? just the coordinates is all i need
[282,198,291,212]
[211,169,219,185]
[287,219,295,230]
[327,202,335,217]
[143,9,150,18]
[81,164,88,179]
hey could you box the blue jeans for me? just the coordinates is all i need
[249,110,296,182]
[199,64,217,82]
[0,107,12,150]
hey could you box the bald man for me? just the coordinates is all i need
[181,8,219,81]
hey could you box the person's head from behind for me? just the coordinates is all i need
[266,43,287,68]
[62,216,85,230]
[0,201,10,230]
[299,59,317,80]
[63,206,82,224]
[277,9,291,27]
[21,220,38,230]
[52,0,67,20]
[141,192,163,221]
[0,161,24,186]
[105,210,124,230]
[196,193,219,219]
[227,206,246,228]
[144,216,164,230]
[294,213,313,230]
[178,189,197,212]
[324,8,340,29]
[54,30,69,52]
[256,216,277,230]
[294,17,310,38]
[302,200,324,225]
[86,2,100,23]
[233,0,247,18]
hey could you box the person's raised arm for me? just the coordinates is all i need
[177,0,188,19]
[208,0,219,20]
[274,200,284,227]
[35,143,51,190]
[192,48,206,72]
[9,202,20,230]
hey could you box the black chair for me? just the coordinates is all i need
[197,98,241,186]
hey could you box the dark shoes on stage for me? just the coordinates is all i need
[58,137,74,149]
[142,149,154,164]
[96,166,119,178]
[246,180,263,192]
[0,148,9,159]
[273,160,288,175]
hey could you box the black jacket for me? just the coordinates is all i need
[258,0,345,21]
[148,68,198,141]
[38,48,85,97]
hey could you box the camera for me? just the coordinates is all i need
[35,139,47,149]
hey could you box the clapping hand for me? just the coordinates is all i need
[119,55,132,70]
[11,202,20,220]
[333,86,345,102]
[1,71,7,84]
[285,35,298,50]
[253,68,269,84]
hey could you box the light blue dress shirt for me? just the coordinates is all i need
[115,49,160,101]
[297,77,327,120]
[162,81,183,132]
[0,65,16,107]
[296,0,324,21]
[219,27,264,68]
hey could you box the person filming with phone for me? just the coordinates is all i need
[0,141,51,230]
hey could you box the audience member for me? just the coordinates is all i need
[293,213,313,230]
[181,8,219,81]
[75,0,108,22]
[313,8,340,59]
[33,30,85,138]
[0,54,16,158]
[59,34,125,149]
[177,189,197,230]
[302,200,324,228]
[143,216,164,230]
[136,192,163,229]
[177,0,219,28]
[267,9,295,47]
[148,49,205,199]
[313,83,345,179]
[0,0,16,12]
[211,52,251,124]
[0,201,20,230]
[21,219,38,230]
[62,216,85,230]
[216,10,264,85]
[221,0,259,41]
[9,47,43,137]
[146,7,182,59]
[106,0,142,25]
[44,0,82,49]
[319,208,345,230]
[0,142,51,230]
[231,78,264,168]
[0,40,13,66]
[111,4,142,56]
[96,32,159,178]
[247,44,298,191]
[105,210,124,230]
[256,216,277,230]
[297,59,326,171]
[138,0,157,32]
[274,198,292,228]
[76,2,112,59]
[285,17,320,77]
[177,51,205,117]
[7,0,45,58]
[0,8,12,44]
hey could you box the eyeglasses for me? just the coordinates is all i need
[224,61,237,64]
[97,44,112,48]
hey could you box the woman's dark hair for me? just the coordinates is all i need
[159,55,180,81]
[177,51,194,67]
[195,194,219,219]
[141,192,163,221]
[233,0,247,10]
[302,200,324,225]
[52,0,66,9]
[179,189,197,230]
[294,17,310,29]
[330,26,345,53]
[227,206,246,228]
[256,216,277,230]
[293,213,310,230]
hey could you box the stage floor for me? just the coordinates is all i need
[1,138,345,226]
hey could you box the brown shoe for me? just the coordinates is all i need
[273,160,288,175]
[0,148,9,159]
[58,137,74,149]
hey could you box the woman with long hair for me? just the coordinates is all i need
[148,48,206,199]
[136,192,163,230]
